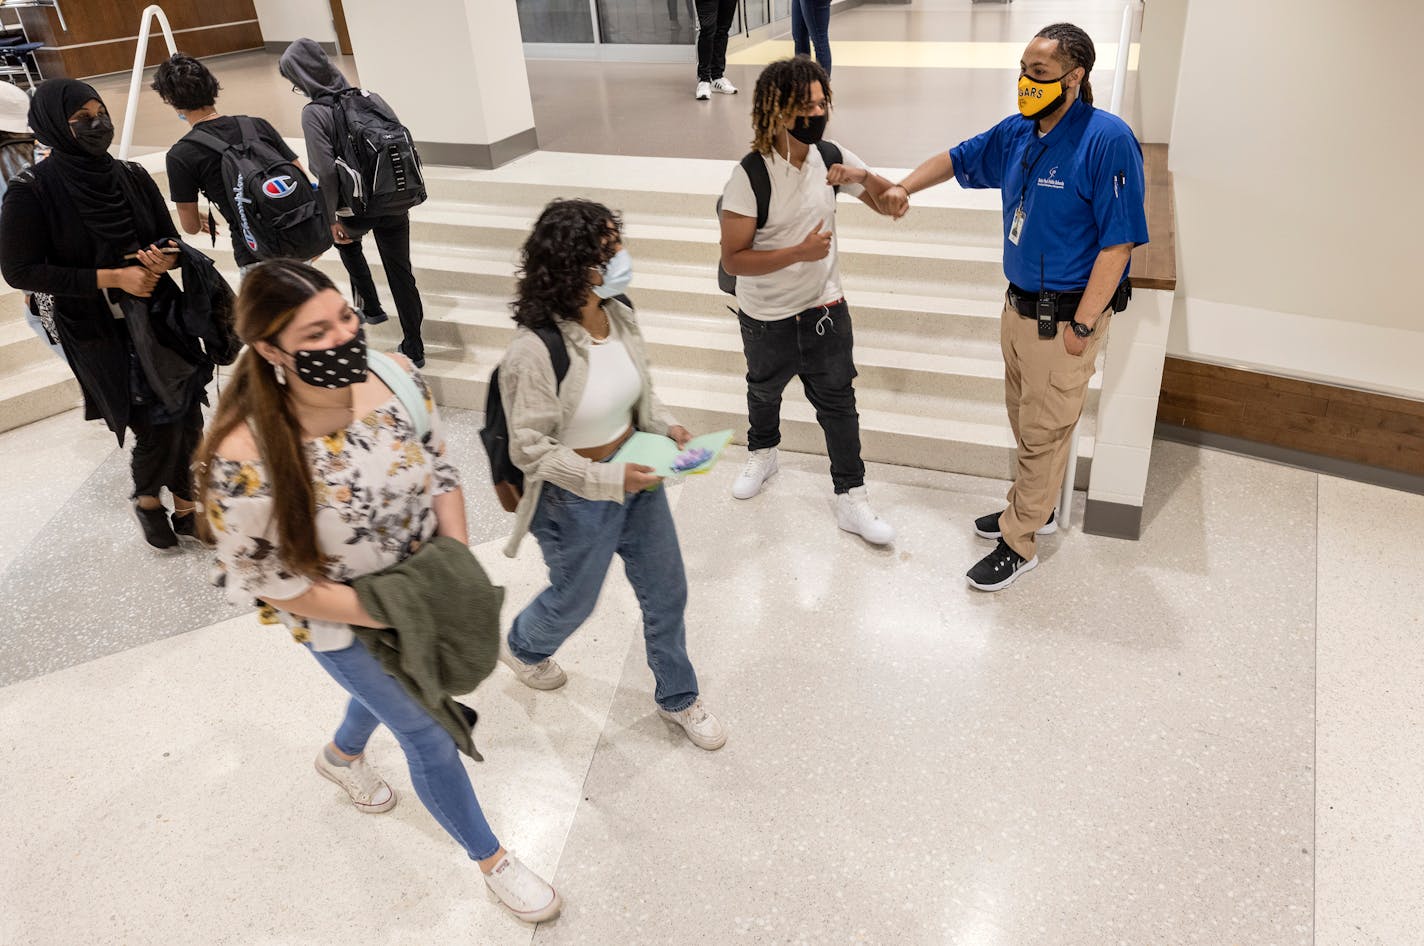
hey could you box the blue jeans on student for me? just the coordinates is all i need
[308,638,501,862]
[792,0,833,75]
[509,481,699,713]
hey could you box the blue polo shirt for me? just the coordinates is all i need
[950,99,1149,291]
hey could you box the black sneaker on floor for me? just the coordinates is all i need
[362,310,390,326]
[135,504,178,549]
[966,539,1038,592]
[171,511,199,540]
[974,508,1057,540]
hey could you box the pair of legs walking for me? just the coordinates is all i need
[129,402,204,548]
[791,0,833,76]
[335,212,426,365]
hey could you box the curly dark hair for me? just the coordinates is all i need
[512,199,622,329]
[150,53,221,111]
[751,56,831,155]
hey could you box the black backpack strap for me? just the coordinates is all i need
[815,140,843,194]
[184,127,231,156]
[532,323,569,388]
[235,115,261,142]
[739,152,772,230]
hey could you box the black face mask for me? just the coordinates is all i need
[285,328,369,389]
[789,113,828,145]
[69,114,114,156]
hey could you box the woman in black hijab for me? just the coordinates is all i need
[0,79,213,549]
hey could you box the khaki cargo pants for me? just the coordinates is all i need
[998,298,1112,560]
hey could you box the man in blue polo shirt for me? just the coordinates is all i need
[883,22,1149,591]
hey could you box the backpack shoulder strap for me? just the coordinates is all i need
[368,350,430,440]
[234,115,261,143]
[815,141,843,194]
[531,323,569,388]
[739,151,772,230]
[184,127,231,156]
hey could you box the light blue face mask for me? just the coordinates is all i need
[592,248,633,300]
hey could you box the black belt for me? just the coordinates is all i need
[1007,281,1132,321]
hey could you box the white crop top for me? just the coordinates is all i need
[562,324,643,450]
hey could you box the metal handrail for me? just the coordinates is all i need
[116,4,176,161]
[1058,0,1139,530]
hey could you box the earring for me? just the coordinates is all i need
[273,362,286,386]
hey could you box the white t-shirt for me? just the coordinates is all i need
[562,322,642,450]
[719,140,867,321]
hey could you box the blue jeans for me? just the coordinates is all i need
[792,0,832,75]
[308,639,501,862]
[509,482,699,713]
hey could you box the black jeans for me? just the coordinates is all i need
[739,301,864,493]
[129,402,204,501]
[336,212,425,362]
[695,0,737,81]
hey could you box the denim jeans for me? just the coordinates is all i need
[509,481,699,713]
[308,639,501,861]
[695,0,738,81]
[791,0,833,75]
[335,212,425,362]
[739,301,865,493]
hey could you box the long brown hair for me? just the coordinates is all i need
[194,260,338,579]
[750,56,831,155]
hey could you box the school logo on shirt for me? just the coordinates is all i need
[1037,166,1065,190]
[262,175,298,199]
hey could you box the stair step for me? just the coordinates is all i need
[0,358,82,433]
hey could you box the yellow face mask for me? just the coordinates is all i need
[1018,71,1070,119]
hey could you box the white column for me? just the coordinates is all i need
[1134,0,1187,143]
[340,0,537,168]
[253,0,339,53]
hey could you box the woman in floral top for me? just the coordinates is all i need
[194,260,560,924]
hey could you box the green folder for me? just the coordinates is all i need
[609,429,735,477]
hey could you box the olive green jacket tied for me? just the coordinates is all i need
[352,536,502,760]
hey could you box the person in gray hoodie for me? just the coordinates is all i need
[278,38,426,366]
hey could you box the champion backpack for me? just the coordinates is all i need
[323,88,427,218]
[187,117,333,261]
[481,323,570,513]
[715,140,842,295]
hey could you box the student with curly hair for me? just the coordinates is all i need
[719,56,900,546]
[496,199,726,752]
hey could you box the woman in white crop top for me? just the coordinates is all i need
[497,199,727,752]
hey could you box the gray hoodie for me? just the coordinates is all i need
[278,38,394,224]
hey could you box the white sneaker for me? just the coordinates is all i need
[711,77,738,95]
[658,698,727,751]
[731,447,778,500]
[835,486,896,546]
[500,638,567,690]
[484,852,562,923]
[314,749,397,814]
[695,81,711,100]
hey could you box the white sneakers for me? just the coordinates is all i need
[500,639,568,690]
[732,447,779,499]
[314,749,398,814]
[484,852,563,923]
[658,698,728,751]
[835,486,896,546]
[695,80,711,100]
[711,77,738,94]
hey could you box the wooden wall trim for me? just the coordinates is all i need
[1157,357,1424,476]
[1129,143,1176,293]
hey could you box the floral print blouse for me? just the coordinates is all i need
[207,368,459,651]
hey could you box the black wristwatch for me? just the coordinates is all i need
[1069,319,1095,339]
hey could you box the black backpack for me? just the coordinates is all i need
[481,323,569,513]
[323,88,427,218]
[715,140,842,295]
[187,117,333,261]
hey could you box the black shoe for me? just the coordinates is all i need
[973,508,1057,540]
[362,310,389,326]
[135,503,178,549]
[171,510,199,540]
[399,344,426,369]
[966,539,1038,592]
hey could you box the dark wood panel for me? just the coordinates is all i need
[330,0,354,56]
[1158,357,1424,476]
[18,0,257,46]
[34,22,263,79]
[1129,142,1176,293]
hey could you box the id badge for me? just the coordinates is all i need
[1008,206,1025,245]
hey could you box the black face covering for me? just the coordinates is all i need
[70,114,114,156]
[789,113,828,145]
[286,328,369,389]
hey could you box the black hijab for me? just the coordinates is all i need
[28,79,151,263]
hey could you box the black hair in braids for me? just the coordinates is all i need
[150,53,222,111]
[1036,23,1096,106]
[512,199,623,329]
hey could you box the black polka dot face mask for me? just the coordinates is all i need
[287,327,369,389]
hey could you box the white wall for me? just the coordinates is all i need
[1165,0,1424,398]
[252,0,337,45]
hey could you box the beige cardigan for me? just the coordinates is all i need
[499,298,679,557]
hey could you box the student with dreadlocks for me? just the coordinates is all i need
[883,23,1148,591]
[719,56,900,547]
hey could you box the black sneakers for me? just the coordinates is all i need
[171,510,199,541]
[974,508,1057,540]
[966,539,1038,592]
[134,503,178,549]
